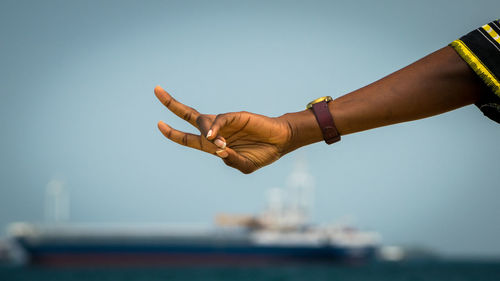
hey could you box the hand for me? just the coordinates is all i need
[154,86,309,174]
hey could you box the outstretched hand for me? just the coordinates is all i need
[155,86,306,174]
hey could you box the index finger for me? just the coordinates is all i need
[154,85,200,128]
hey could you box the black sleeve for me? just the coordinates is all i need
[449,19,500,123]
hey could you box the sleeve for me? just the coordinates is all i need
[449,19,500,123]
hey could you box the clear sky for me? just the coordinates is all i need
[1,0,499,257]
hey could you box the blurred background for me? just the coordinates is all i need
[1,0,500,273]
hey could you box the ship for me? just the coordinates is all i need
[7,160,380,266]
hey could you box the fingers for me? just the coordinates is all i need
[158,119,256,173]
[205,113,234,149]
[158,121,204,151]
[214,138,226,149]
[154,86,200,128]
[207,129,227,149]
[215,147,257,174]
[196,115,226,149]
[206,113,235,141]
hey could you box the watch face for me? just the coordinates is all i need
[306,96,333,109]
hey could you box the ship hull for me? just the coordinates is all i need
[16,239,376,266]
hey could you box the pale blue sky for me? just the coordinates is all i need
[1,0,499,257]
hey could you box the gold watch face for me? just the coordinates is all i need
[306,96,333,109]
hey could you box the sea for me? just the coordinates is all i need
[1,260,500,281]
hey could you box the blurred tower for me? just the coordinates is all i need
[263,187,285,227]
[262,155,315,229]
[286,154,315,226]
[44,179,70,223]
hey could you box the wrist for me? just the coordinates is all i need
[279,109,324,154]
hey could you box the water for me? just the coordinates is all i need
[2,261,500,281]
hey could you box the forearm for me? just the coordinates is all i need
[286,46,484,148]
[331,46,482,135]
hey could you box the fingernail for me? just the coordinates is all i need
[207,130,212,138]
[216,149,228,158]
[214,139,226,149]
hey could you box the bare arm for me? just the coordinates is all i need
[155,46,485,173]
[332,46,482,135]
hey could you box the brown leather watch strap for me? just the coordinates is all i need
[311,101,341,144]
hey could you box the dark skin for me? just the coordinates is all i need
[155,46,484,174]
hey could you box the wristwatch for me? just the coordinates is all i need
[306,96,341,144]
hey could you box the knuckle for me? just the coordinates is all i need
[196,117,203,127]
[182,112,192,121]
[162,97,173,107]
[214,113,229,126]
[196,114,210,128]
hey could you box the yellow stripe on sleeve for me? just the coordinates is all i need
[450,40,500,98]
[482,24,500,44]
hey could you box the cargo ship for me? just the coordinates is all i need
[7,160,380,266]
[8,221,379,266]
